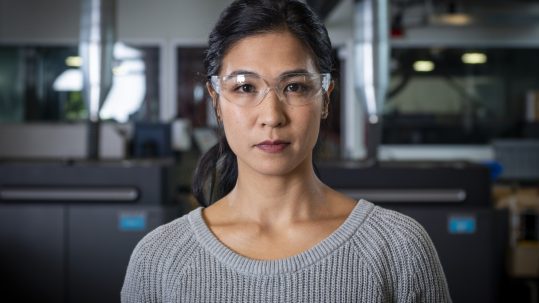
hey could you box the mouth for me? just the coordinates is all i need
[254,140,290,153]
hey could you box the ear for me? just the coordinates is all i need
[321,80,334,119]
[206,82,222,122]
[326,80,335,96]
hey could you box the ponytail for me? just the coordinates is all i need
[192,136,238,207]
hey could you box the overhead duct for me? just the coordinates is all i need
[79,0,116,160]
[351,0,389,163]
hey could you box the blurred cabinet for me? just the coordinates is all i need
[0,204,178,303]
[0,162,183,303]
[0,205,65,302]
[391,206,507,303]
[67,205,177,303]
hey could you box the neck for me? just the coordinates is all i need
[224,159,328,226]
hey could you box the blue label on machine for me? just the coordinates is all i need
[448,216,476,234]
[119,213,146,232]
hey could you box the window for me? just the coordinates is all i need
[0,43,160,123]
[384,47,539,144]
[176,46,212,127]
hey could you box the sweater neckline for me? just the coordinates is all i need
[188,199,374,276]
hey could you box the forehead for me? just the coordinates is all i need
[220,30,318,77]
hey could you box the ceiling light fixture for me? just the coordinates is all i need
[462,52,487,64]
[65,56,82,67]
[413,60,435,72]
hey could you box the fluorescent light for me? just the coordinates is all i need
[462,53,487,64]
[432,13,472,26]
[413,60,435,72]
[65,56,82,67]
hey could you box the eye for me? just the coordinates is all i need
[235,83,256,93]
[284,83,307,93]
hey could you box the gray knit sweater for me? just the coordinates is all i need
[121,200,451,302]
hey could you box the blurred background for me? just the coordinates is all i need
[0,0,538,302]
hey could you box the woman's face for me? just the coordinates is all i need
[211,30,332,178]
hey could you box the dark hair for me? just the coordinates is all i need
[192,0,334,207]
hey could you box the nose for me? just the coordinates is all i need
[258,88,287,128]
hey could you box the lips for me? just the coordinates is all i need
[255,140,290,153]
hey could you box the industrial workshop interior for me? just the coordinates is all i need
[0,0,538,302]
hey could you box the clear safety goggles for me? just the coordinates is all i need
[210,72,331,107]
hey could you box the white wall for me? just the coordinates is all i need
[117,0,231,43]
[0,0,80,43]
[0,0,233,43]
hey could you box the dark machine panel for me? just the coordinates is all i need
[319,161,491,206]
[0,161,184,303]
[0,161,177,205]
[391,206,507,303]
[67,205,179,303]
[0,205,65,303]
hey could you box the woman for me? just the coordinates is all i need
[122,0,451,302]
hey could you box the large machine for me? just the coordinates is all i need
[319,161,508,303]
[0,161,184,303]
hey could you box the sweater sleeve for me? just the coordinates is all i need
[121,231,161,303]
[396,217,452,303]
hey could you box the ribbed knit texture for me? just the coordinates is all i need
[121,200,452,302]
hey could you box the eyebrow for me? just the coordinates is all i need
[226,70,258,77]
[280,69,310,76]
[225,68,312,78]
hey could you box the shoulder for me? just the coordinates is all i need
[352,202,442,272]
[354,201,433,254]
[121,210,201,302]
[129,211,199,268]
[351,201,452,302]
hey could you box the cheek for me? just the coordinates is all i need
[220,106,250,151]
[292,105,322,146]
